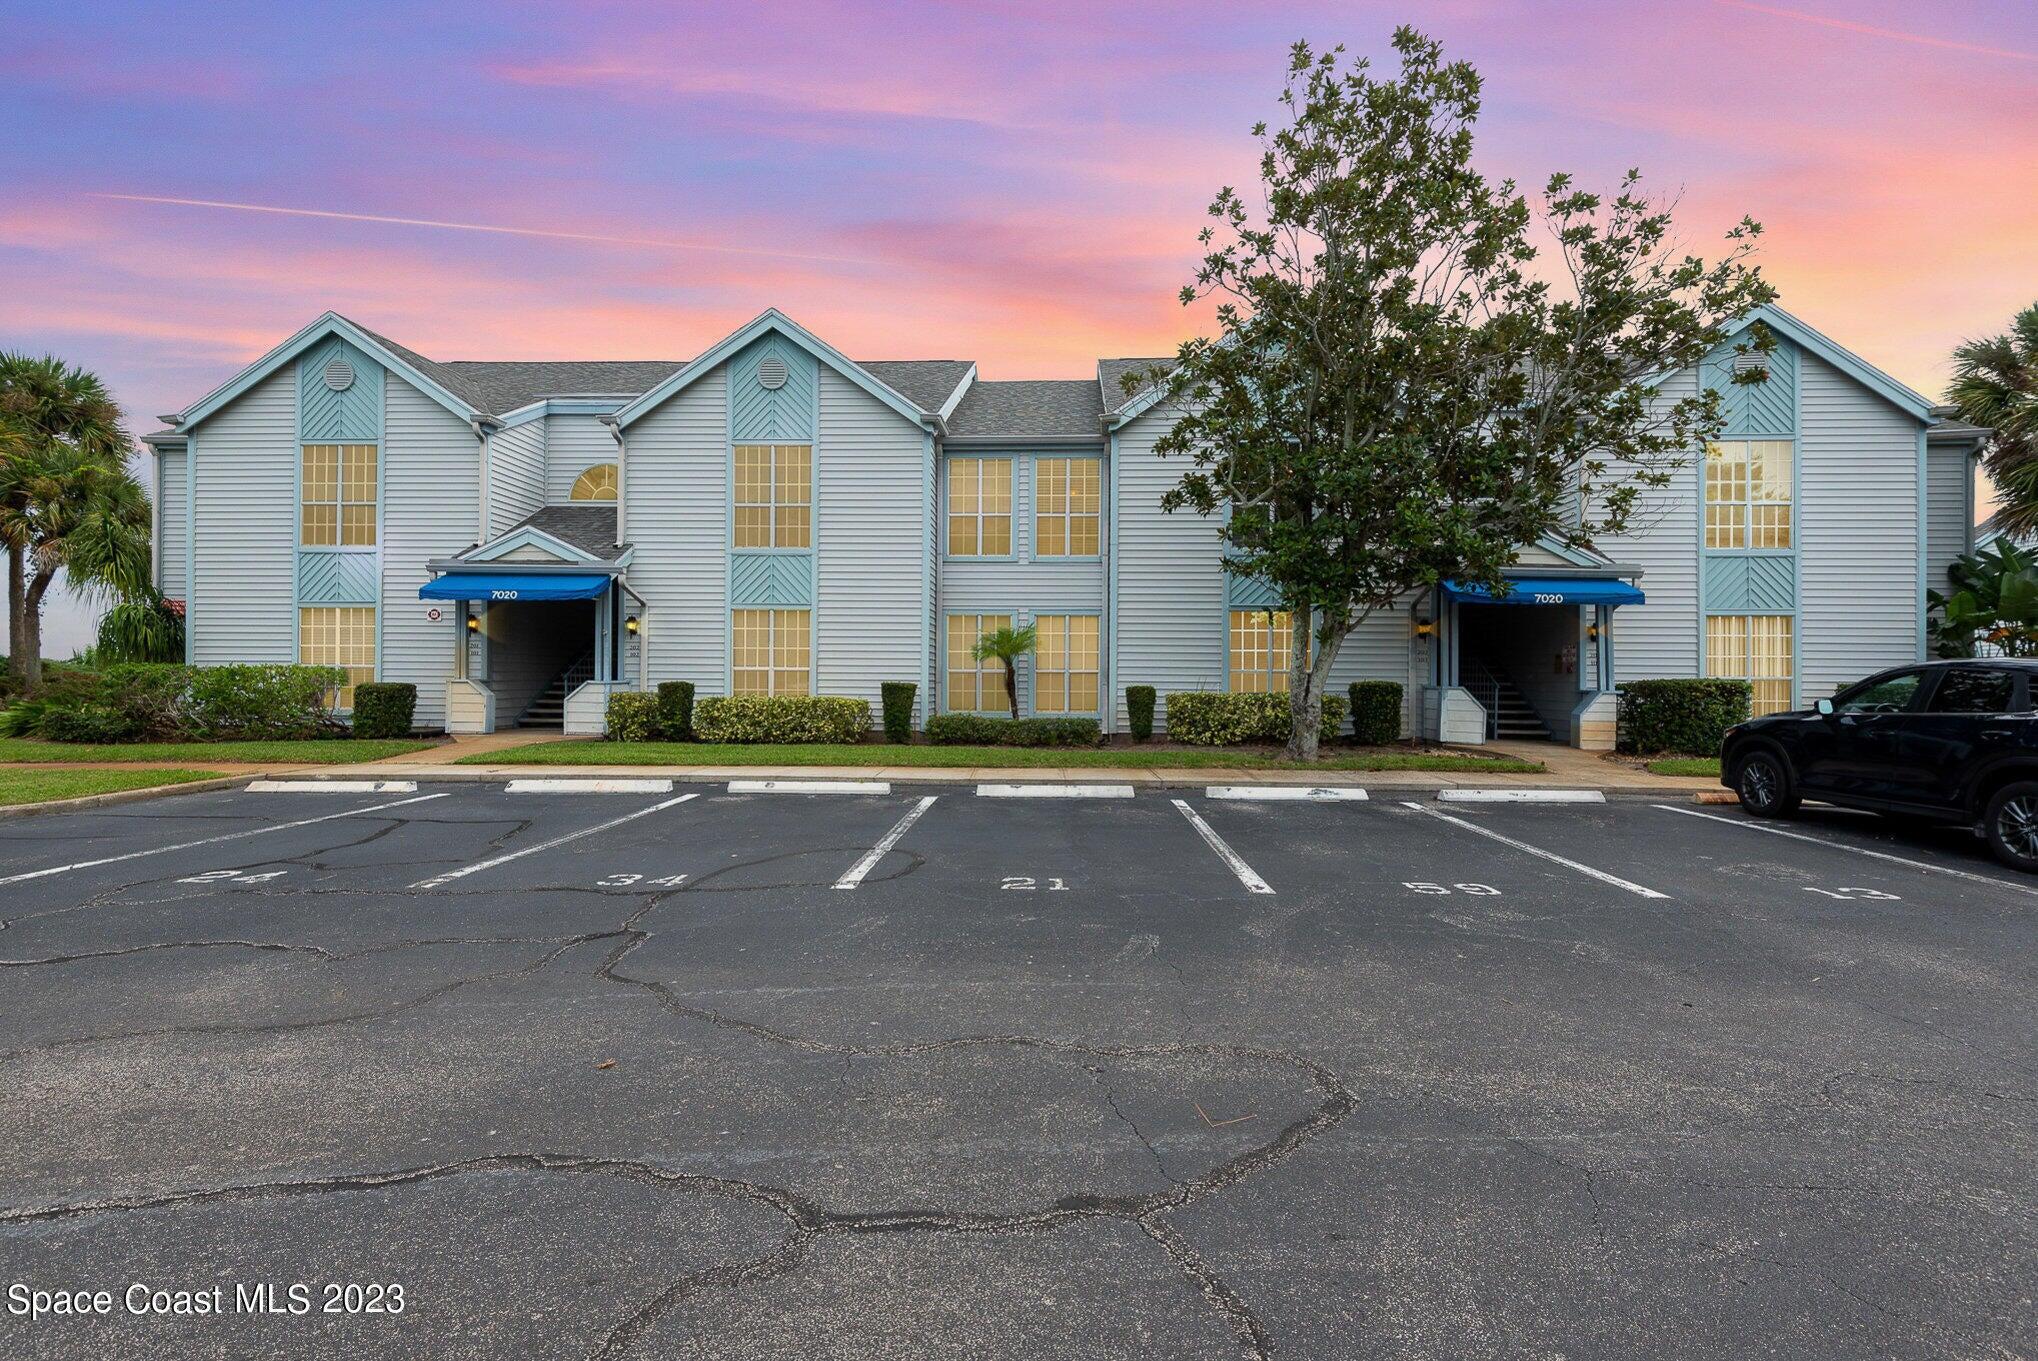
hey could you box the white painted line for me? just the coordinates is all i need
[505,778,674,795]
[729,779,891,795]
[977,784,1135,799]
[834,795,939,890]
[412,792,700,889]
[1173,799,1275,895]
[1403,801,1668,899]
[245,779,418,794]
[1437,789,1605,804]
[0,793,451,887]
[1656,804,2038,898]
[1205,786,1368,802]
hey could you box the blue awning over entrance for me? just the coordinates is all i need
[419,572,609,602]
[1442,576,1644,606]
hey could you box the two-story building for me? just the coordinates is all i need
[140,305,1984,747]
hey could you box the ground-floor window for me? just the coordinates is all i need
[732,608,810,695]
[1706,613,1793,717]
[1034,614,1099,714]
[1229,609,1295,694]
[299,606,375,709]
[946,613,1012,713]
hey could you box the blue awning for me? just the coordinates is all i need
[1442,576,1644,606]
[419,572,610,603]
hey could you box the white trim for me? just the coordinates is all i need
[976,783,1134,798]
[245,780,418,793]
[504,778,674,794]
[461,524,600,564]
[729,779,890,794]
[1205,786,1368,801]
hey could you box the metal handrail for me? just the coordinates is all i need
[1459,655,1503,740]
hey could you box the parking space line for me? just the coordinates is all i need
[411,792,700,889]
[1205,786,1368,802]
[0,793,451,886]
[1656,804,2038,898]
[978,784,1135,798]
[245,779,419,794]
[505,778,674,794]
[1172,799,1275,895]
[1437,789,1605,804]
[731,779,891,795]
[833,796,939,889]
[1402,802,1668,899]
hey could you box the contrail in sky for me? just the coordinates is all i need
[87,192,876,265]
[1712,0,2036,61]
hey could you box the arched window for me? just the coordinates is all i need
[570,463,618,501]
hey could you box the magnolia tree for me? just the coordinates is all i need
[1139,31,1777,759]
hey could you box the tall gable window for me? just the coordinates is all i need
[732,609,810,695]
[1035,457,1101,557]
[1707,614,1793,717]
[947,458,1012,556]
[299,606,375,709]
[571,463,618,501]
[734,444,811,549]
[1704,440,1792,550]
[301,443,377,546]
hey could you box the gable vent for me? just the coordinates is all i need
[756,355,789,390]
[322,357,357,392]
[1731,351,1770,375]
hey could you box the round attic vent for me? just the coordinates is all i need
[756,356,789,390]
[322,357,356,392]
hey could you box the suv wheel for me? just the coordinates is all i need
[1984,781,2038,873]
[1733,750,1798,818]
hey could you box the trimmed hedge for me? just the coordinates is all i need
[1348,681,1403,746]
[1126,686,1156,742]
[880,682,917,743]
[1163,691,1350,746]
[605,691,662,741]
[656,681,696,740]
[0,663,347,742]
[351,682,417,738]
[185,665,348,739]
[1615,678,1752,756]
[925,713,1103,747]
[694,695,871,744]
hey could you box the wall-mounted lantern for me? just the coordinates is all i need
[1413,617,1436,639]
[625,616,640,636]
[466,613,480,633]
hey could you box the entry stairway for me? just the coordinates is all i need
[1462,655,1551,742]
[518,652,594,730]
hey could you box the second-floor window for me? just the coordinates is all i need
[734,444,810,549]
[1035,457,1101,556]
[571,463,618,501]
[1704,440,1792,550]
[301,443,376,547]
[948,458,1012,556]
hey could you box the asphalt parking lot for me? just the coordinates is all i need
[1,779,2032,1360]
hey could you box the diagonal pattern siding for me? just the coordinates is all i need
[298,337,383,443]
[297,549,380,604]
[1700,553,1796,612]
[730,552,814,606]
[1704,331,1797,438]
[729,336,817,443]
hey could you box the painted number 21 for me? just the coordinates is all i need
[1001,877,1069,891]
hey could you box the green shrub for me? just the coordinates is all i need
[351,682,418,738]
[37,702,142,744]
[94,664,193,738]
[1615,679,1752,756]
[0,701,52,738]
[1126,686,1156,741]
[925,713,1003,745]
[655,681,696,740]
[880,682,917,743]
[1347,681,1403,745]
[924,713,1102,747]
[606,691,662,741]
[1162,691,1350,746]
[694,695,871,744]
[184,665,347,739]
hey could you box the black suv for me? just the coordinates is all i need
[1720,659,2038,871]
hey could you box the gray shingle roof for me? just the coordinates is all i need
[856,360,974,415]
[510,504,624,557]
[1097,357,1175,415]
[438,361,689,415]
[946,380,1103,439]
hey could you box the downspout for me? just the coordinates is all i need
[470,415,492,542]
[602,415,642,688]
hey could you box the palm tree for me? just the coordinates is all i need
[972,622,1037,721]
[0,441,153,688]
[0,354,130,682]
[1950,303,2038,534]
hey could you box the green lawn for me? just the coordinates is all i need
[0,767,222,807]
[1645,757,1722,777]
[466,740,1544,773]
[0,738,436,764]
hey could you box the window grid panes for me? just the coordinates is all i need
[1035,458,1101,557]
[301,444,377,547]
[731,609,811,695]
[298,606,375,709]
[571,463,618,501]
[1706,613,1793,717]
[947,458,1013,557]
[733,444,811,549]
[946,613,1012,712]
[1229,609,1294,694]
[1704,440,1792,551]
[1034,615,1100,714]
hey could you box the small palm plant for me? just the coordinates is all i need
[972,622,1037,721]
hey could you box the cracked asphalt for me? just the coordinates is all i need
[0,782,2032,1359]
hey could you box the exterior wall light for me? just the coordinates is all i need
[1586,622,1601,642]
[1413,618,1436,639]
[466,613,480,633]
[625,616,640,636]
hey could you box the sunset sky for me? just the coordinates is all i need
[3,0,2034,648]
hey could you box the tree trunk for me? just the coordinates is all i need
[21,570,48,691]
[5,544,23,684]
[1004,660,1020,721]
[1283,611,1353,762]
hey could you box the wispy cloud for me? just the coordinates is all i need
[1712,0,2037,62]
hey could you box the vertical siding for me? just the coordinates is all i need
[1596,370,1702,681]
[190,369,296,664]
[488,420,546,536]
[380,376,480,730]
[545,414,619,504]
[816,366,926,718]
[1924,443,1973,594]
[628,367,729,690]
[1799,351,1921,697]
[157,446,188,599]
[1111,404,1225,730]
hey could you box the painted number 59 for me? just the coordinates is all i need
[1403,882,1501,896]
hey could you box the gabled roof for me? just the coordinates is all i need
[1099,357,1175,420]
[947,380,1103,439]
[457,505,624,564]
[1644,304,1935,423]
[175,312,482,432]
[438,361,688,414]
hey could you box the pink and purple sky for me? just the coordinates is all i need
[3,0,2034,648]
